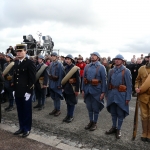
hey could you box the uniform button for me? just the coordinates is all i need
[17,74,19,75]
[16,82,18,84]
[17,78,18,79]
[18,69,19,71]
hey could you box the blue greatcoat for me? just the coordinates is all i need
[82,61,107,111]
[106,65,132,117]
[49,61,65,100]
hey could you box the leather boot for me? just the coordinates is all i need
[6,106,14,111]
[38,105,45,110]
[66,116,74,123]
[89,122,97,131]
[105,127,117,134]
[147,119,150,142]
[84,121,93,130]
[49,109,57,115]
[5,106,10,111]
[63,115,69,122]
[141,120,148,142]
[54,110,61,116]
[116,129,121,139]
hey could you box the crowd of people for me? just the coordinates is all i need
[0,44,150,142]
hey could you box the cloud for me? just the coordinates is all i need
[1,0,150,61]
[0,0,98,30]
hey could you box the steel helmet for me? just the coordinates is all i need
[38,54,45,60]
[114,54,125,61]
[65,54,74,60]
[90,52,101,58]
[146,53,150,58]
[6,53,14,60]
[51,52,58,57]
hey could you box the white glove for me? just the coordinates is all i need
[13,91,15,97]
[1,90,4,94]
[24,92,31,101]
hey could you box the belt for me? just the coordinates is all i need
[111,85,119,89]
[86,80,101,84]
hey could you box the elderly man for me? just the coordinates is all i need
[82,52,107,131]
[135,53,150,142]
[106,54,132,139]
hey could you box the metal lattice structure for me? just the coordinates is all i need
[21,32,54,56]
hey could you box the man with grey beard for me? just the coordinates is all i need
[135,53,150,142]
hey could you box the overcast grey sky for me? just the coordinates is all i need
[0,0,150,60]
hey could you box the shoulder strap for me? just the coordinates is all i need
[95,66,100,78]
[109,69,114,83]
[84,64,90,77]
[122,69,125,85]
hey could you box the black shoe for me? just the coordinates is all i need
[141,137,147,142]
[105,127,117,134]
[22,131,30,138]
[147,138,150,142]
[66,117,74,123]
[14,129,24,135]
[6,106,14,111]
[1,100,6,104]
[63,115,69,122]
[33,104,40,108]
[38,105,45,110]
[5,106,10,111]
[46,94,50,97]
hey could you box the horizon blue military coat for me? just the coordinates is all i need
[49,61,65,100]
[82,61,107,111]
[106,65,132,117]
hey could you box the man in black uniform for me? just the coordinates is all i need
[12,44,36,137]
[62,54,80,123]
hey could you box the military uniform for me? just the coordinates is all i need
[0,68,4,122]
[49,52,65,116]
[12,44,36,137]
[34,55,49,110]
[135,55,150,142]
[106,54,132,139]
[82,52,107,131]
[3,53,15,111]
[62,54,80,123]
[76,55,86,92]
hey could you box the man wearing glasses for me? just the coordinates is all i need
[12,44,36,137]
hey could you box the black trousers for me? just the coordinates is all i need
[15,96,32,132]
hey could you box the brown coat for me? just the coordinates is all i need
[135,65,150,104]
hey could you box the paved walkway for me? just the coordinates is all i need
[0,128,60,150]
[1,95,150,150]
